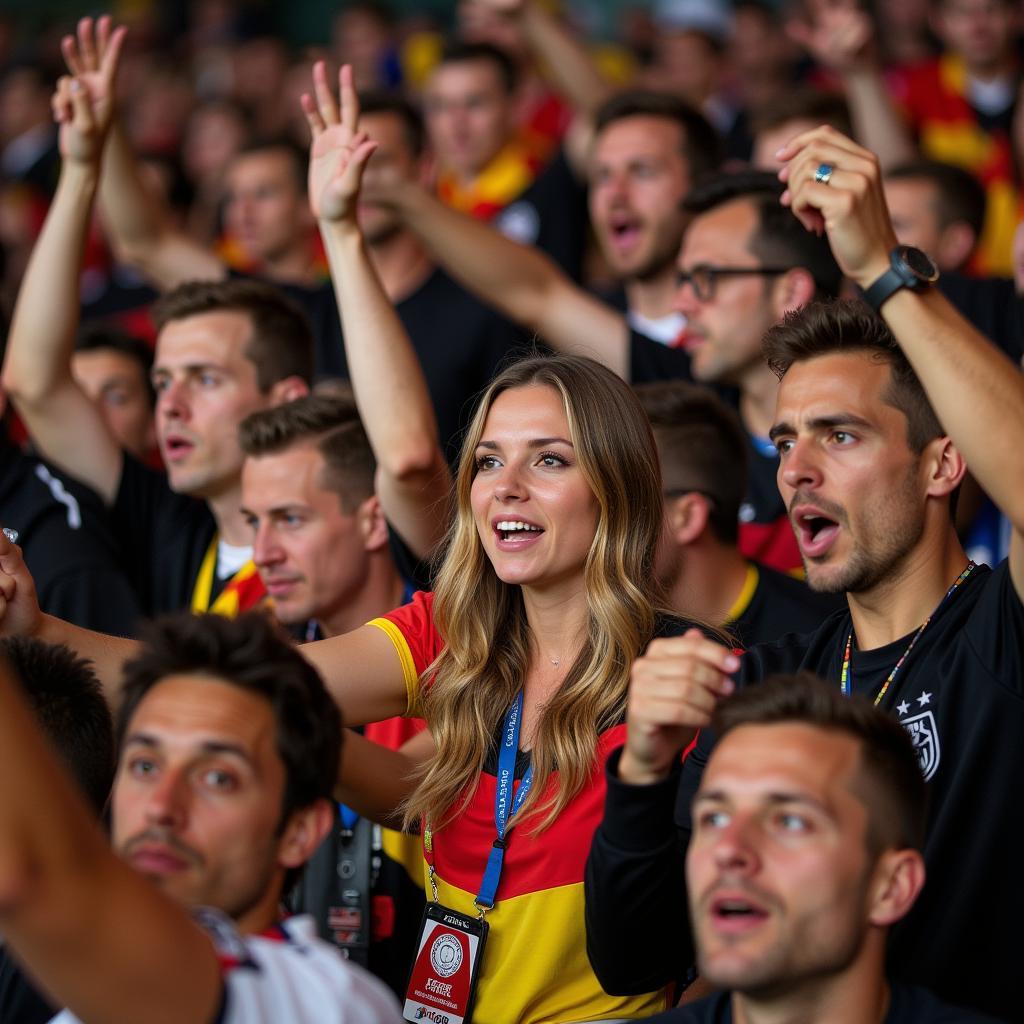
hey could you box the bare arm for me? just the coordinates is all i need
[374,177,631,377]
[786,0,916,168]
[336,728,435,827]
[304,64,451,560]
[63,17,225,291]
[2,62,124,504]
[0,651,222,1024]
[780,126,1024,594]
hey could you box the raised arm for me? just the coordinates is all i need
[786,0,917,169]
[303,63,451,560]
[780,125,1024,595]
[2,35,126,504]
[0,647,222,1024]
[371,173,631,377]
[67,16,225,291]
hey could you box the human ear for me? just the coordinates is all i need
[277,799,334,870]
[867,848,926,927]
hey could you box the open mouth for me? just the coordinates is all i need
[495,520,544,543]
[709,896,770,931]
[162,437,195,461]
[793,507,841,559]
[608,215,641,251]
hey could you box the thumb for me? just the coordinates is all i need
[69,78,95,131]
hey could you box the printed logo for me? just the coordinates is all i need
[415,1009,450,1023]
[901,709,941,781]
[429,933,464,978]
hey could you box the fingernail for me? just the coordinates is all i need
[725,654,741,671]
[71,79,82,91]
[721,678,736,695]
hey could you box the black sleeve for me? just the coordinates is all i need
[584,747,695,995]
[37,564,141,637]
[0,951,57,1024]
[628,330,695,385]
[962,560,1024,695]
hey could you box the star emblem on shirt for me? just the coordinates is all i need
[896,701,910,715]
[916,691,932,707]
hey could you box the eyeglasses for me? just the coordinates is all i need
[676,264,794,302]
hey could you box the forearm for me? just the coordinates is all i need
[842,70,916,168]
[520,3,613,118]
[100,122,224,290]
[877,285,1024,528]
[398,185,629,374]
[3,162,97,402]
[335,728,432,828]
[36,613,140,710]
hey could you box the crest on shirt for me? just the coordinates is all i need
[900,709,941,781]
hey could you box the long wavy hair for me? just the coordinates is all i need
[404,355,671,832]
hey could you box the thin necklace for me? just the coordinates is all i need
[840,561,976,706]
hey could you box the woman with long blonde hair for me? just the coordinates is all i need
[298,350,695,1022]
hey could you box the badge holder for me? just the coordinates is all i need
[403,692,532,1024]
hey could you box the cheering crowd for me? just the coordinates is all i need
[0,2,1022,1022]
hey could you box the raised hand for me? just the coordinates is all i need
[0,529,42,640]
[777,124,897,285]
[786,0,876,75]
[620,629,740,785]
[301,62,379,224]
[53,15,127,164]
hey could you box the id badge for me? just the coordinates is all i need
[403,902,488,1024]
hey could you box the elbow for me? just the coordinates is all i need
[383,441,445,484]
[0,845,43,920]
[2,364,48,407]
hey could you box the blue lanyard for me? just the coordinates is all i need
[475,691,533,912]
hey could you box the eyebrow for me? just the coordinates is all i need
[123,733,254,764]
[151,363,226,379]
[768,413,874,443]
[694,789,833,816]
[476,436,575,450]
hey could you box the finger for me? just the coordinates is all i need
[338,63,359,136]
[776,123,868,164]
[100,24,128,81]
[51,76,73,123]
[77,16,98,71]
[312,60,339,125]
[69,78,95,131]
[96,14,111,56]
[300,92,325,136]
[61,34,82,77]
[783,141,876,187]
[646,632,742,673]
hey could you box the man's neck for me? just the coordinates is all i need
[368,228,434,302]
[668,541,753,629]
[317,556,407,638]
[624,265,682,322]
[206,486,252,548]
[848,527,969,650]
[739,363,782,439]
[730,952,890,1024]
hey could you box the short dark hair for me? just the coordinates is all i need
[116,612,342,828]
[435,40,518,94]
[239,393,376,512]
[152,279,314,392]
[360,90,426,158]
[886,160,986,238]
[749,88,853,140]
[762,298,943,453]
[2,637,114,814]
[713,672,927,853]
[231,138,308,195]
[635,381,747,544]
[683,170,842,299]
[594,89,721,187]
[75,322,156,408]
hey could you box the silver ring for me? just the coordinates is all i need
[814,162,834,185]
[2,527,18,544]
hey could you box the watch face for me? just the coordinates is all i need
[896,245,939,283]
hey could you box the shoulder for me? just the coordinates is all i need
[198,911,401,1024]
[886,983,1005,1023]
[642,990,732,1023]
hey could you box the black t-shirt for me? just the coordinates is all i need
[643,984,1005,1023]
[730,563,844,648]
[586,560,1024,1020]
[0,441,141,635]
[282,269,533,462]
[0,949,56,1024]
[937,273,1023,364]
[112,453,216,615]
[491,148,589,282]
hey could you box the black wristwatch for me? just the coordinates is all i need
[862,245,939,312]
